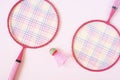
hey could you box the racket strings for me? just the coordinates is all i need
[74,22,120,69]
[78,23,120,50]
[12,14,56,33]
[75,40,119,69]
[13,1,56,29]
[9,1,58,47]
[75,33,119,54]
[75,43,117,65]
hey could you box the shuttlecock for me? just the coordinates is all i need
[50,48,67,66]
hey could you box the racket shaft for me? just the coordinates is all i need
[108,0,120,22]
[8,61,20,80]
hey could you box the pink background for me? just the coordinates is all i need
[0,0,120,80]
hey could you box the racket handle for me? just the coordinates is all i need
[8,61,21,80]
[108,0,120,22]
[113,0,120,8]
[8,48,25,80]
[50,48,67,66]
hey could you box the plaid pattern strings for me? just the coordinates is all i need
[73,22,120,70]
[9,0,58,47]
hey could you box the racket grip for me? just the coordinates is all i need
[8,60,21,80]
[50,48,67,66]
[113,0,120,8]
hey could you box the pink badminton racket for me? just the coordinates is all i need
[8,0,60,79]
[72,0,120,72]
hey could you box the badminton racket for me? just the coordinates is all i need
[72,0,120,72]
[8,0,60,79]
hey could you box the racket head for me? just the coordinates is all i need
[8,0,60,48]
[72,20,120,72]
